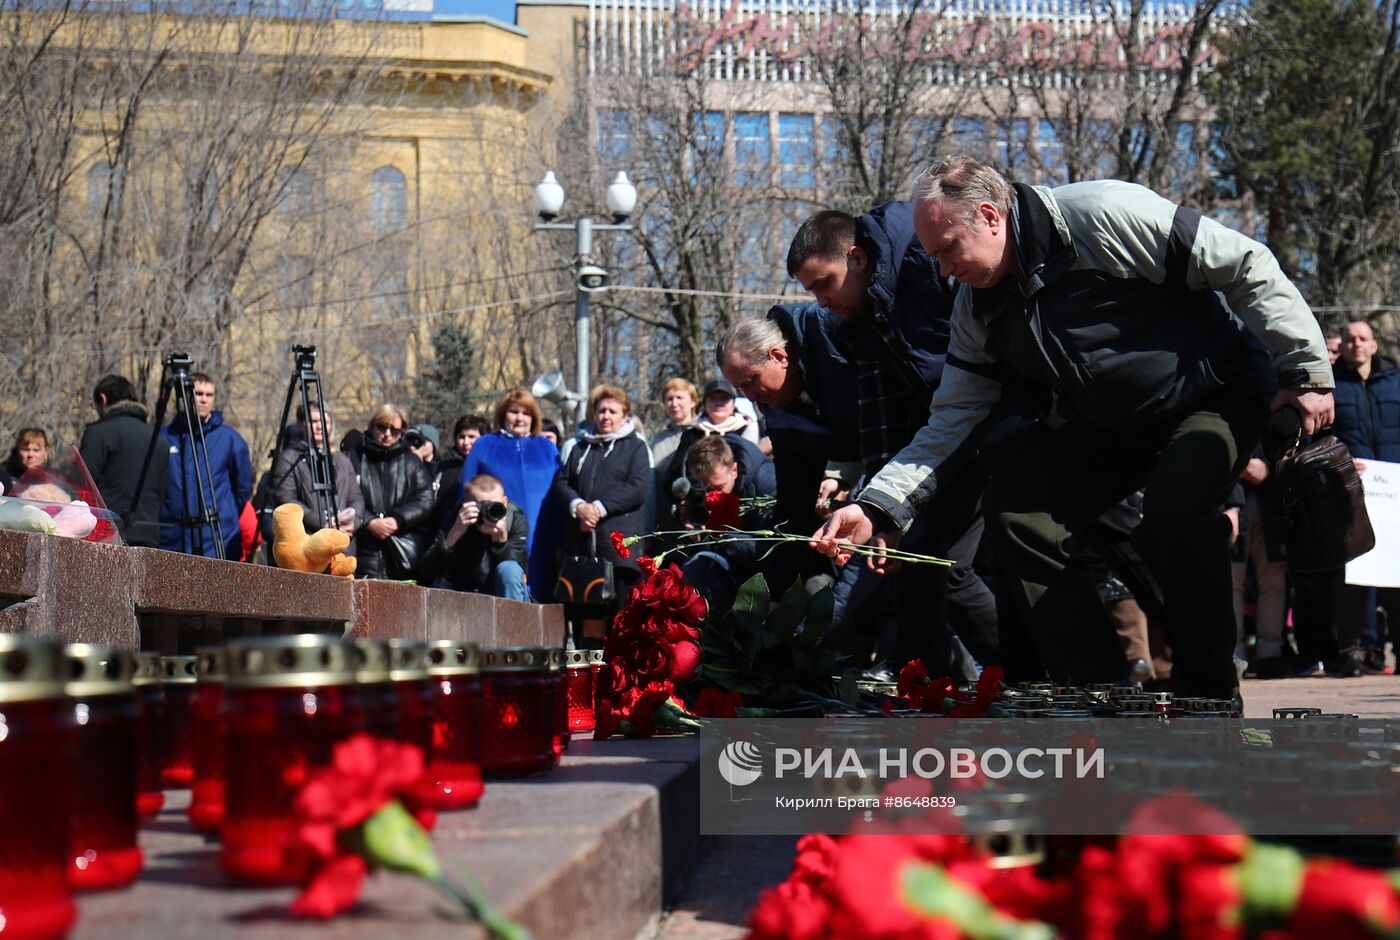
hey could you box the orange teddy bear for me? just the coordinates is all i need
[272,503,357,578]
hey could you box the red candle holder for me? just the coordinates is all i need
[188,646,226,833]
[350,638,397,740]
[219,635,362,886]
[159,656,197,787]
[479,647,554,776]
[548,648,569,761]
[387,640,436,809]
[131,652,164,818]
[565,649,596,732]
[65,643,142,892]
[423,641,484,810]
[0,635,78,939]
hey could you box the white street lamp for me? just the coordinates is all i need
[605,171,637,222]
[531,170,636,427]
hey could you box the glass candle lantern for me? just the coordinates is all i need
[548,648,569,761]
[350,638,397,739]
[188,646,226,833]
[219,635,362,886]
[159,656,197,787]
[387,640,436,806]
[479,647,554,776]
[565,650,596,732]
[131,652,164,818]
[423,641,484,810]
[0,635,78,939]
[65,643,142,892]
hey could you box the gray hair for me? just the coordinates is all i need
[716,317,785,370]
[912,154,1013,224]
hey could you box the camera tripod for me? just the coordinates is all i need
[257,344,340,533]
[128,353,227,559]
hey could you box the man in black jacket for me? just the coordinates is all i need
[785,206,1000,675]
[427,474,529,600]
[78,374,168,547]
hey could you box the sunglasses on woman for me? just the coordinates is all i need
[372,422,403,436]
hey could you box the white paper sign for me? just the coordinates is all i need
[1346,459,1400,588]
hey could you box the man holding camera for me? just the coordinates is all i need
[426,473,528,601]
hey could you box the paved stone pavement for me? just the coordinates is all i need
[653,836,794,940]
[1240,674,1400,718]
[653,675,1400,940]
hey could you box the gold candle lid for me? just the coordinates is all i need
[349,638,392,684]
[479,646,549,673]
[195,646,225,682]
[161,655,198,684]
[387,639,429,681]
[546,647,567,672]
[0,634,66,703]
[425,640,479,676]
[224,634,354,689]
[565,649,592,668]
[64,643,137,698]
[131,651,162,687]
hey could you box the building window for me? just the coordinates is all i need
[734,112,771,188]
[87,162,120,217]
[598,108,630,160]
[951,117,989,159]
[994,119,1031,175]
[370,165,408,232]
[277,166,315,217]
[1037,121,1066,186]
[778,114,815,189]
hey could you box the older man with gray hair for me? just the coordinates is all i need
[815,154,1333,703]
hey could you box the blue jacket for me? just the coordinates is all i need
[160,411,253,557]
[851,200,959,396]
[461,431,559,558]
[762,303,861,464]
[1333,357,1400,462]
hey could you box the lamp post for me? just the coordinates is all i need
[532,170,637,425]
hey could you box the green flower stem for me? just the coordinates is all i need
[633,529,953,568]
[429,871,535,940]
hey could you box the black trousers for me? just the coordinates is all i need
[892,465,1001,674]
[982,389,1268,698]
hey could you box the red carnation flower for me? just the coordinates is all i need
[704,489,742,531]
[609,531,631,559]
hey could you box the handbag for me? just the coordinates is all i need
[1271,428,1375,573]
[554,530,615,605]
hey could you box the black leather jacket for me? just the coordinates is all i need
[355,437,434,579]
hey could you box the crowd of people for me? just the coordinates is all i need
[4,155,1397,697]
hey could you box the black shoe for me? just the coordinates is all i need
[1324,651,1365,679]
[1254,657,1290,680]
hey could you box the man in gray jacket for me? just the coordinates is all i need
[815,155,1333,702]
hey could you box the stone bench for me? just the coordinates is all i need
[0,528,564,651]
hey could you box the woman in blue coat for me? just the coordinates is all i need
[461,388,560,595]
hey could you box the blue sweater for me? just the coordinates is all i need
[461,431,559,557]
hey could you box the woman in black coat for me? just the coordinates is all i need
[552,383,651,643]
[354,403,435,580]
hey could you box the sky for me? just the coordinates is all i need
[434,0,517,23]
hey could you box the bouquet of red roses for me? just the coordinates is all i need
[594,555,708,738]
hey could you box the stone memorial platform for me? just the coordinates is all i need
[72,735,700,940]
[0,528,564,650]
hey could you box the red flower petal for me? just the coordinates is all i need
[290,852,368,919]
[609,531,631,559]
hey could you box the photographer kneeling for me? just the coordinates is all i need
[676,435,775,614]
[425,473,529,601]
